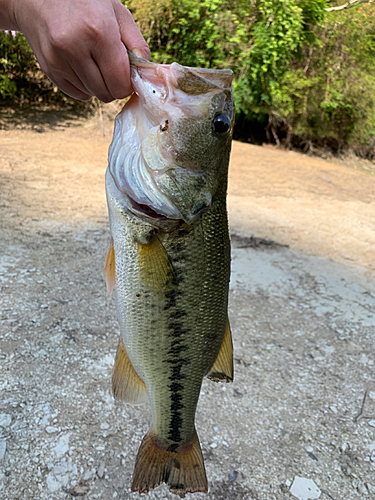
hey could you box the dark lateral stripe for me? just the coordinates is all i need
[167,363,186,444]
[167,343,188,357]
[164,289,182,310]
[165,311,190,445]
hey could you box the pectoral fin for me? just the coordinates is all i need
[207,319,233,383]
[112,337,148,404]
[104,238,116,296]
[137,234,175,291]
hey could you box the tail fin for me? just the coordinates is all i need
[131,429,208,495]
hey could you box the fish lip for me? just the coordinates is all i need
[127,194,208,226]
[127,196,171,221]
[127,50,233,91]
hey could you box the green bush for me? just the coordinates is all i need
[1,1,375,156]
[127,0,251,68]
[0,30,68,105]
[270,7,375,156]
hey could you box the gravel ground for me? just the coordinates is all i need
[1,116,375,499]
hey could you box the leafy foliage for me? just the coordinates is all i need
[2,1,375,155]
[0,30,69,105]
[127,0,251,68]
[271,6,375,155]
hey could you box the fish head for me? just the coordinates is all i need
[107,53,234,226]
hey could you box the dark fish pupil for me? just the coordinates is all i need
[213,114,231,135]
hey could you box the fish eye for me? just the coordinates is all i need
[212,114,231,136]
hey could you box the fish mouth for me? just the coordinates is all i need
[128,196,170,221]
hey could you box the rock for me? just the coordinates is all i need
[229,470,238,482]
[358,482,367,495]
[69,485,89,496]
[47,461,72,492]
[368,420,375,428]
[290,476,321,500]
[83,469,94,481]
[45,426,59,434]
[53,434,70,458]
[97,461,105,479]
[0,414,12,428]
[46,473,61,492]
[0,441,6,460]
[341,442,349,453]
[100,422,110,430]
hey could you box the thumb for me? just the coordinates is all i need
[131,48,150,59]
[115,3,150,61]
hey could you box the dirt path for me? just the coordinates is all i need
[0,113,375,500]
[228,142,375,274]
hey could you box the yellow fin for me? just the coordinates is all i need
[206,318,234,383]
[112,337,148,404]
[131,428,208,495]
[104,238,116,296]
[137,234,175,291]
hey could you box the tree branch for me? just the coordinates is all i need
[326,0,374,11]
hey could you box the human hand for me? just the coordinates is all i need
[11,0,150,102]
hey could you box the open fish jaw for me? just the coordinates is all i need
[107,53,234,225]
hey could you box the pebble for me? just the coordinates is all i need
[229,470,238,482]
[83,469,94,481]
[97,460,105,479]
[45,426,58,434]
[0,414,12,428]
[47,473,62,492]
[341,442,349,453]
[368,420,375,428]
[358,482,367,495]
[53,434,70,457]
[0,441,6,460]
[290,476,321,500]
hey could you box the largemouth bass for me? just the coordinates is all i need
[104,52,234,495]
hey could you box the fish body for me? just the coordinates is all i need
[105,53,234,495]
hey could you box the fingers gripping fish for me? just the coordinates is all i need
[104,52,234,495]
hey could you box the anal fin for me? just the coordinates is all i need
[104,238,116,296]
[207,318,233,383]
[131,428,208,495]
[112,337,148,404]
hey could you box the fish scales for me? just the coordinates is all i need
[105,52,234,495]
[108,180,230,444]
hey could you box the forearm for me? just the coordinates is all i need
[0,0,19,30]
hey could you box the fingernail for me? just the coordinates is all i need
[131,48,144,59]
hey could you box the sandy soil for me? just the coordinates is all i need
[0,109,375,500]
